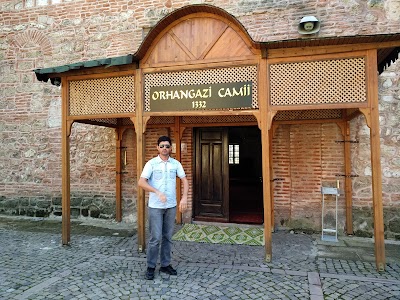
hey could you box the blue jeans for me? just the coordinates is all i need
[147,206,176,268]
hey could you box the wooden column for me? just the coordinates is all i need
[343,121,353,235]
[269,127,274,231]
[367,49,386,271]
[115,127,122,222]
[259,57,273,262]
[174,117,182,224]
[61,77,71,245]
[134,68,146,252]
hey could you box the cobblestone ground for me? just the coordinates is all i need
[0,223,399,300]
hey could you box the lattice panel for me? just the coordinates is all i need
[345,108,359,117]
[144,66,258,111]
[182,115,257,124]
[121,118,134,126]
[269,58,366,106]
[148,116,175,125]
[69,76,135,116]
[88,118,118,125]
[273,110,342,121]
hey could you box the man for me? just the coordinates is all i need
[138,135,189,280]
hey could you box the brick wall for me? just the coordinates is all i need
[273,123,345,232]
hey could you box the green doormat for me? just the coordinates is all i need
[172,224,264,246]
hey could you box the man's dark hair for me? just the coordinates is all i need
[157,136,171,145]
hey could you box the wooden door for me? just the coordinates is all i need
[194,127,229,222]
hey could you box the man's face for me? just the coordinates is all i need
[158,141,171,156]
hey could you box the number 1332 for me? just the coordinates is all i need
[192,101,206,109]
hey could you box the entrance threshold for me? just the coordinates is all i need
[192,220,263,228]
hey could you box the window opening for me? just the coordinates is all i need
[229,144,239,165]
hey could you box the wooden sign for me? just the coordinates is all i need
[150,81,253,112]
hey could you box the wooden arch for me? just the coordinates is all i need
[141,13,258,67]
[134,4,259,61]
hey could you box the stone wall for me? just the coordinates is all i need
[350,59,400,239]
[0,0,399,237]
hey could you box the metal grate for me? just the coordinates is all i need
[144,66,258,111]
[273,110,342,121]
[69,76,135,116]
[182,115,257,124]
[269,58,366,106]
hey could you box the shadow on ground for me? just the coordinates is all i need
[314,233,400,264]
[0,216,136,237]
[1,215,399,265]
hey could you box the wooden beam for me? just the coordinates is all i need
[274,118,343,126]
[269,116,277,232]
[359,108,372,128]
[269,128,274,232]
[61,77,71,245]
[174,117,182,224]
[73,120,118,128]
[141,57,259,71]
[266,40,400,59]
[177,122,258,128]
[270,102,368,111]
[259,57,273,262]
[115,126,122,222]
[366,49,386,271]
[268,49,368,64]
[67,112,136,121]
[134,68,146,253]
[143,109,260,118]
[198,24,229,60]
[65,69,136,81]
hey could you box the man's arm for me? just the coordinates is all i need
[138,177,167,203]
[179,176,189,212]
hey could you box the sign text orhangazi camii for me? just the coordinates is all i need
[149,81,253,112]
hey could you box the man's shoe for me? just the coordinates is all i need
[159,265,177,275]
[145,267,155,280]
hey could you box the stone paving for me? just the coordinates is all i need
[0,219,399,300]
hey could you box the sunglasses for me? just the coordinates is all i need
[159,144,171,149]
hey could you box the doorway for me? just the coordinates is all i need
[228,126,263,224]
[193,126,263,224]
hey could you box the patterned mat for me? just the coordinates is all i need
[172,223,264,246]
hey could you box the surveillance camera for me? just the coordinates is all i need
[298,16,320,35]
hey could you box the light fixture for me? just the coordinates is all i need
[298,16,320,35]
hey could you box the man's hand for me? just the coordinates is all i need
[179,196,188,212]
[156,191,167,203]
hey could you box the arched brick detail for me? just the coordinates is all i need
[12,29,52,55]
